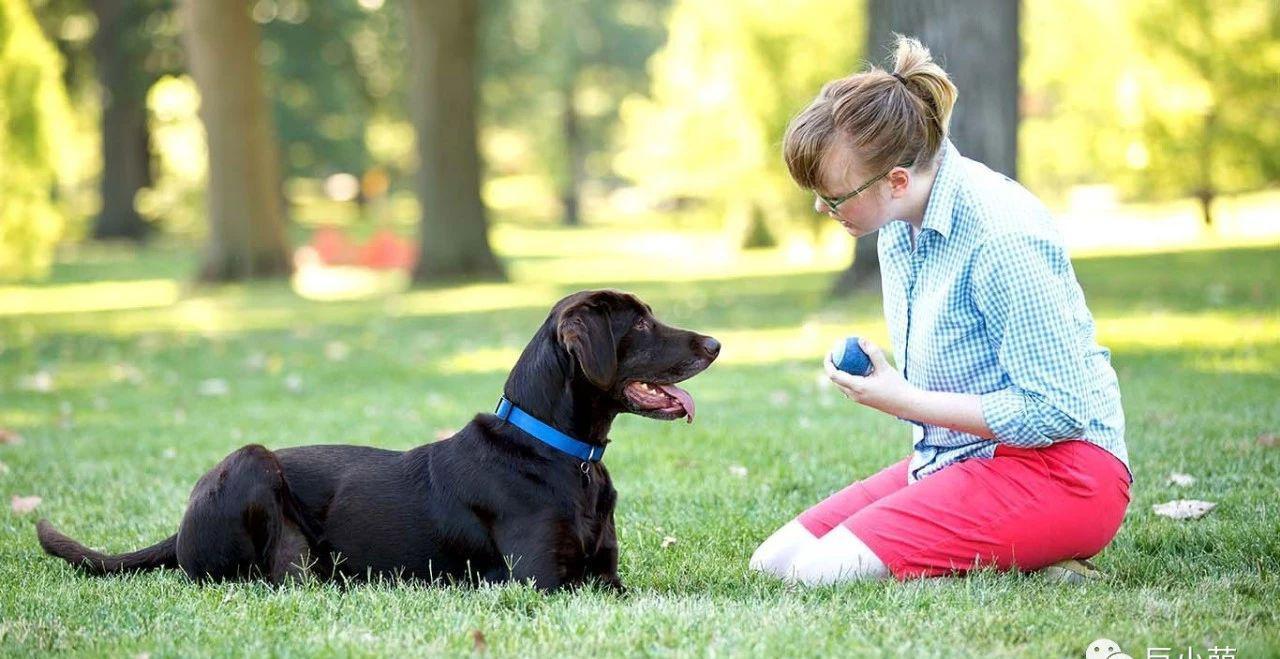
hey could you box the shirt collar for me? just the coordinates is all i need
[918,140,961,239]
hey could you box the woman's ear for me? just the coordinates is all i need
[888,168,912,198]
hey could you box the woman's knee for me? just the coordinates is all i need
[788,526,889,585]
[749,520,815,578]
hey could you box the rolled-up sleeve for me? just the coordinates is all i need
[973,232,1090,447]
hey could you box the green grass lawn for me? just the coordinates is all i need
[1,232,1278,657]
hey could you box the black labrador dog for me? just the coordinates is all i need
[37,290,718,591]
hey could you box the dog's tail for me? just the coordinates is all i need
[36,519,178,575]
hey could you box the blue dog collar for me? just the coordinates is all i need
[494,397,604,463]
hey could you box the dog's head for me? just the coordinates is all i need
[552,290,719,422]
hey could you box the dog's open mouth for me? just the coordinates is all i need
[623,381,695,423]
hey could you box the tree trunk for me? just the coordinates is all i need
[560,68,584,227]
[89,0,153,242]
[179,0,291,281]
[405,0,505,281]
[832,0,1020,297]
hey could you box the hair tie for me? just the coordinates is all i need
[891,72,908,86]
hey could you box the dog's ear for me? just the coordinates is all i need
[557,300,617,389]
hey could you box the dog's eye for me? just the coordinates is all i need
[632,318,650,332]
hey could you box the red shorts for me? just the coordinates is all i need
[796,440,1131,579]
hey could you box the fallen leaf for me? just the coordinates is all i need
[728,465,748,478]
[11,495,42,514]
[661,536,677,549]
[1153,499,1216,520]
[110,362,145,385]
[18,371,54,393]
[245,352,267,371]
[471,629,487,653]
[1258,433,1278,448]
[1167,472,1196,487]
[198,379,229,397]
[325,341,350,362]
[0,428,23,445]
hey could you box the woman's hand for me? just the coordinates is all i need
[824,338,919,417]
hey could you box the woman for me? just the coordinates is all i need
[749,36,1132,584]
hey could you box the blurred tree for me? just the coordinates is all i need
[483,0,669,226]
[1133,0,1280,225]
[31,0,181,241]
[89,0,179,241]
[258,0,390,185]
[1019,0,1137,204]
[832,0,1020,296]
[618,0,862,248]
[405,0,504,281]
[178,0,291,281]
[0,0,73,280]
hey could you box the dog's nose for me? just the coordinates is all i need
[698,336,721,359]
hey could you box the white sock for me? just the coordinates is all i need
[788,525,889,585]
[749,520,817,579]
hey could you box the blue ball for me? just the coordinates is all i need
[830,336,873,376]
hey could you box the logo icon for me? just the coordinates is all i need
[1086,639,1133,659]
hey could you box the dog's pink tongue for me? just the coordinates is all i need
[658,384,695,424]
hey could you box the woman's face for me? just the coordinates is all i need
[812,145,897,237]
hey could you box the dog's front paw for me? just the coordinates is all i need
[600,576,627,596]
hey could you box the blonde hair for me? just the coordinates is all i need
[783,35,958,190]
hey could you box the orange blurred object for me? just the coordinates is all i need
[302,226,416,271]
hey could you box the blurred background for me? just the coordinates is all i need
[1,0,1277,294]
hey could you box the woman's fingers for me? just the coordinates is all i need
[859,338,891,372]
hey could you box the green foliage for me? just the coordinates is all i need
[259,0,399,181]
[616,0,862,243]
[1131,0,1280,202]
[1020,0,1280,206]
[0,0,73,280]
[480,0,669,206]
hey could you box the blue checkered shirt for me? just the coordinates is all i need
[877,141,1129,483]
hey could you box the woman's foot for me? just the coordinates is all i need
[1036,558,1103,583]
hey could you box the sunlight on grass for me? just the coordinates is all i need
[292,266,409,301]
[1096,312,1279,351]
[0,280,180,316]
[392,283,561,318]
[435,346,525,374]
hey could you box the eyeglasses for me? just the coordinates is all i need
[815,160,914,214]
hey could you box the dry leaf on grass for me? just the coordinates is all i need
[325,341,350,362]
[661,536,678,549]
[0,428,23,445]
[17,371,54,393]
[1152,499,1216,520]
[471,629,487,653]
[11,495,42,514]
[1166,472,1196,487]
[728,465,748,477]
[198,379,229,396]
[110,363,145,384]
[1258,433,1277,448]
